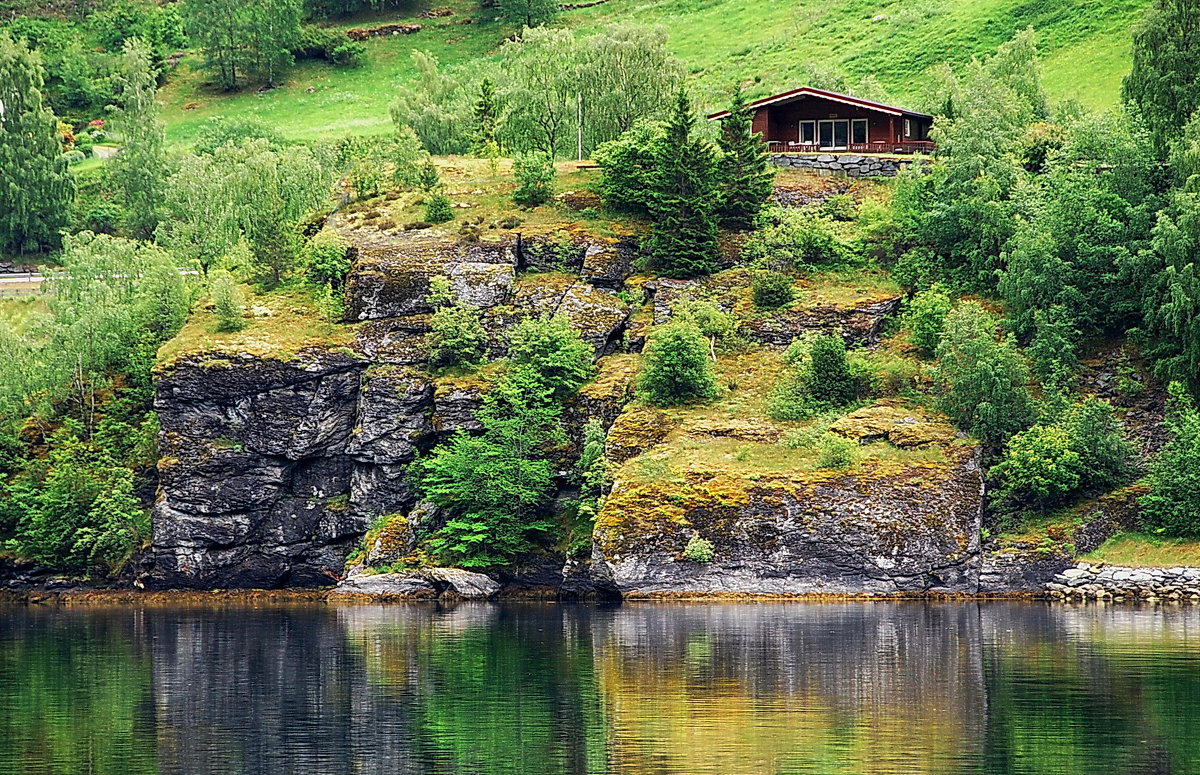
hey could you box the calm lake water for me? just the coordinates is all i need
[1,601,1198,775]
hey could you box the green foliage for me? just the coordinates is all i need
[594,120,665,215]
[511,151,555,207]
[741,207,848,272]
[638,321,718,407]
[473,77,499,153]
[390,50,475,156]
[0,32,74,254]
[506,316,594,400]
[392,124,429,188]
[210,270,246,333]
[3,429,149,573]
[194,115,286,155]
[109,38,168,240]
[934,302,1034,446]
[904,286,953,354]
[683,534,714,562]
[183,0,301,90]
[294,24,365,68]
[715,85,774,230]
[645,90,720,278]
[419,368,559,567]
[302,231,352,288]
[158,139,331,283]
[424,192,455,224]
[499,0,559,28]
[989,424,1082,513]
[1141,383,1200,537]
[1059,398,1138,492]
[751,270,795,310]
[426,277,487,367]
[1123,0,1200,158]
[671,300,741,352]
[817,433,858,470]
[1027,305,1079,392]
[808,334,857,408]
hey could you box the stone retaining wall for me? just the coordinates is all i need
[768,153,926,178]
[1046,563,1200,602]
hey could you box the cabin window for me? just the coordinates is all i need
[904,118,912,138]
[852,119,868,144]
[799,121,816,144]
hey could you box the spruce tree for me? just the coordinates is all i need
[474,77,499,153]
[646,89,720,278]
[716,85,774,230]
[110,38,167,240]
[0,33,73,254]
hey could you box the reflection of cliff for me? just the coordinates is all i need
[592,604,987,775]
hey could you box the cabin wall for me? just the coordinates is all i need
[751,98,933,146]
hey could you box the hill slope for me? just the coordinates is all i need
[159,0,1150,145]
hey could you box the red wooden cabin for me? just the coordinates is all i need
[708,86,935,154]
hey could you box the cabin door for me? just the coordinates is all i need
[818,120,849,150]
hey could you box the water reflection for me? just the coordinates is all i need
[0,602,1197,775]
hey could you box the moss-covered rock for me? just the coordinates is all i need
[830,402,958,447]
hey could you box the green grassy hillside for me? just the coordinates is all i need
[158,0,1151,146]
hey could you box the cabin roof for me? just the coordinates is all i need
[706,86,933,121]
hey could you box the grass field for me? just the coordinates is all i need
[157,0,1152,147]
[1082,532,1200,568]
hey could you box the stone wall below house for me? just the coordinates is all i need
[1046,563,1200,602]
[769,153,926,178]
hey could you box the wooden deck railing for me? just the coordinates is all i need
[767,141,936,155]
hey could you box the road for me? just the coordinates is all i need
[0,272,45,297]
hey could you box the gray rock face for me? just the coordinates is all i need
[593,447,985,597]
[332,567,500,599]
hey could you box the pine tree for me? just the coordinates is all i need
[716,85,774,230]
[0,33,74,254]
[110,38,167,240]
[646,90,720,278]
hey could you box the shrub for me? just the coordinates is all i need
[892,247,945,292]
[512,151,555,207]
[210,270,245,333]
[989,424,1082,511]
[424,193,454,224]
[426,279,488,367]
[1141,384,1200,537]
[683,534,715,562]
[742,207,847,271]
[1060,398,1136,491]
[329,41,366,67]
[904,286,953,354]
[821,193,857,221]
[392,125,427,188]
[934,303,1034,446]
[83,200,126,234]
[303,231,352,288]
[808,334,856,407]
[507,316,594,399]
[751,270,795,310]
[638,322,719,406]
[62,149,85,165]
[672,300,742,352]
[817,433,858,469]
[594,119,665,215]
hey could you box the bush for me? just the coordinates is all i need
[672,300,742,352]
[904,286,953,353]
[934,303,1034,446]
[892,247,946,292]
[683,534,715,562]
[808,334,856,407]
[512,151,555,207]
[821,193,857,221]
[83,200,126,234]
[210,270,246,333]
[329,41,366,67]
[426,278,488,368]
[1141,385,1200,537]
[989,424,1082,511]
[742,207,847,271]
[751,270,795,310]
[424,193,454,224]
[303,232,352,288]
[392,125,428,187]
[507,316,594,399]
[817,433,858,469]
[638,322,719,406]
[294,25,366,67]
[594,120,665,215]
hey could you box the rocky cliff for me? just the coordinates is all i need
[147,228,1054,596]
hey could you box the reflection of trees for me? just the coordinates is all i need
[593,603,987,775]
[5,601,1200,775]
[0,608,157,775]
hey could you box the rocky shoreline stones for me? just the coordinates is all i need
[1046,563,1200,602]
